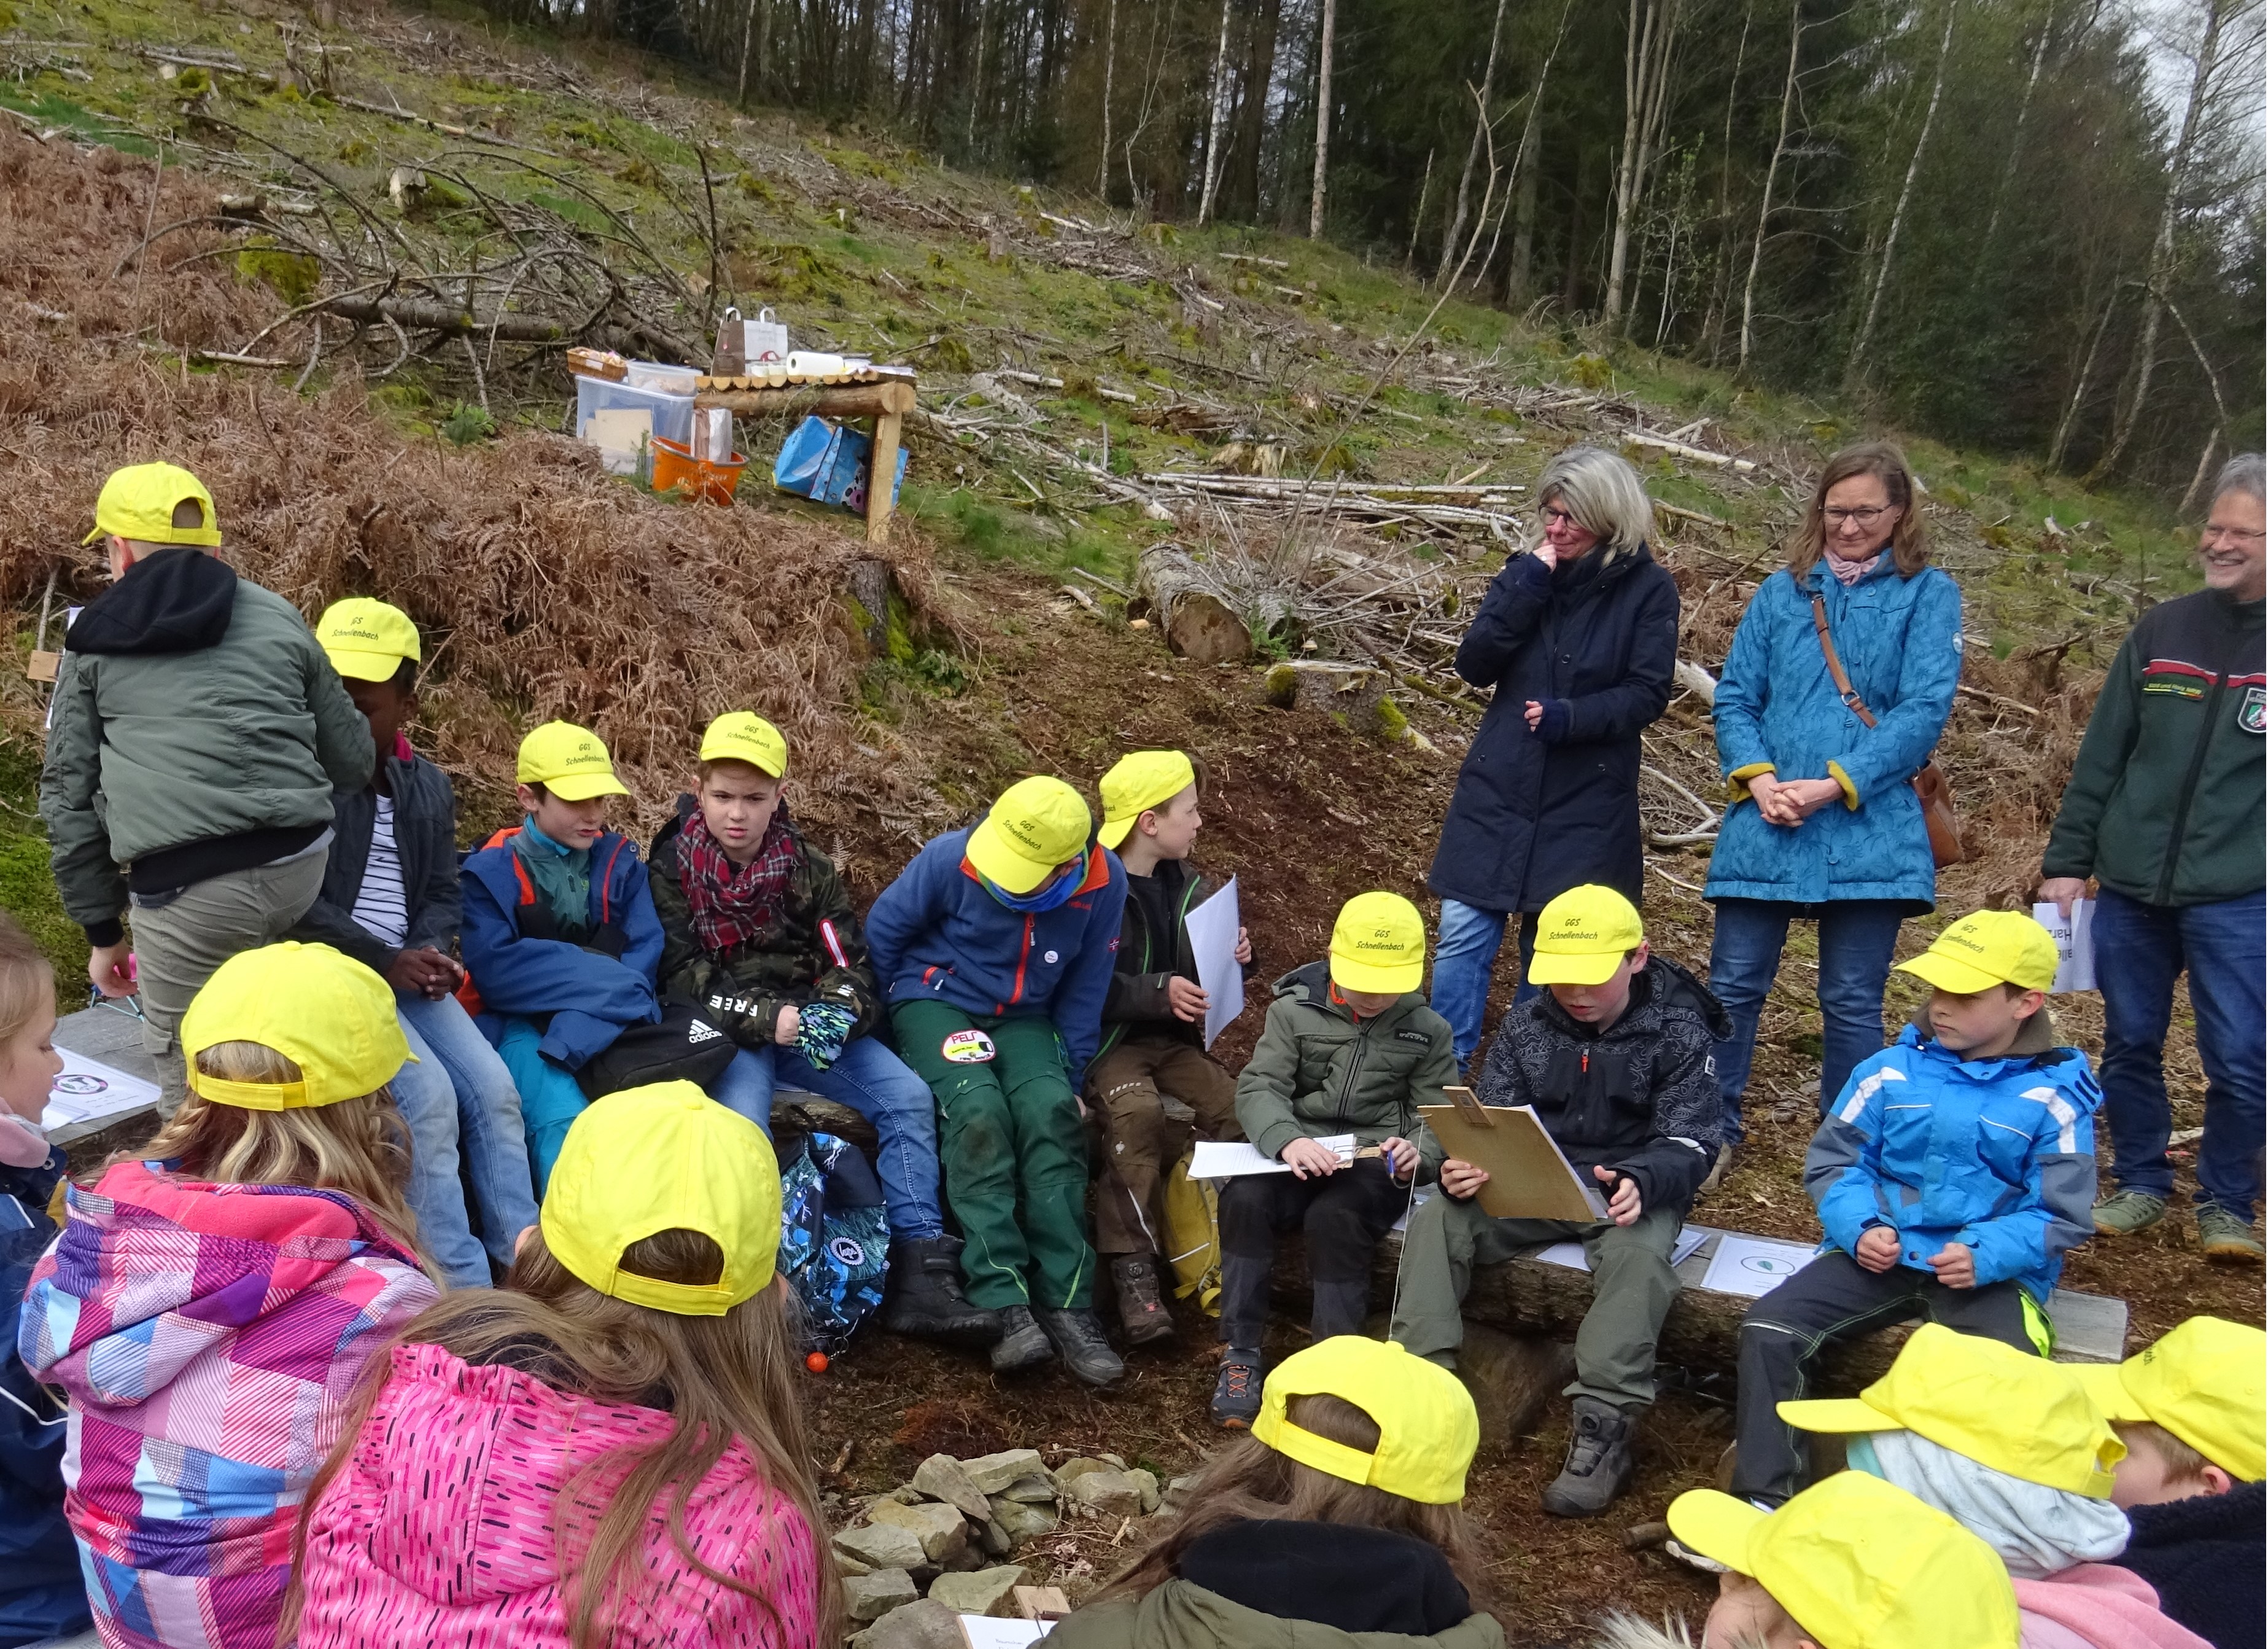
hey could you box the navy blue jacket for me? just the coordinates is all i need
[1429,545,1679,914]
[2118,1482,2262,1649]
[2,1147,91,1645]
[864,829,1128,1086]
[289,749,461,973]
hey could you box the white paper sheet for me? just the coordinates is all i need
[1536,1225,1709,1273]
[1190,1134,1354,1179]
[1699,1234,1817,1298]
[42,1048,163,1131]
[1182,877,1246,1050]
[958,1619,1052,1648]
[2032,899,2096,993]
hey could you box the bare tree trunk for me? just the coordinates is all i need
[1978,0,2053,261]
[1846,0,1957,382]
[737,0,758,103]
[1308,0,1336,238]
[1739,0,1803,375]
[2180,429,2223,515]
[1438,0,1511,286]
[1700,0,1753,361]
[1604,0,1656,324]
[1098,0,1117,201]
[2049,286,2118,470]
[1198,0,1235,224]
[1469,0,1573,297]
[1407,146,1434,264]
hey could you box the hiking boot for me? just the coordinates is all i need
[2094,1188,2169,1236]
[881,1237,1003,1347]
[1212,1356,1262,1429]
[1540,1396,1637,1518]
[1697,1142,1734,1198]
[990,1304,1054,1374]
[1111,1255,1175,1346]
[2197,1203,2266,1263]
[1032,1307,1125,1388]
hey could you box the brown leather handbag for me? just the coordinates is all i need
[1810,594,1963,867]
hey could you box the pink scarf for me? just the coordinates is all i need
[1825,547,1881,586]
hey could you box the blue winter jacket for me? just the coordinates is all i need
[1806,1016,2102,1306]
[2,1147,92,1645]
[865,828,1128,1087]
[1704,559,1962,910]
[460,826,663,1070]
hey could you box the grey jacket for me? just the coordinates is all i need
[289,752,462,973]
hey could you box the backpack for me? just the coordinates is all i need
[1162,1147,1222,1316]
[573,1001,736,1100]
[777,1132,890,1354]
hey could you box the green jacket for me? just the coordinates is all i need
[1048,1583,1505,1649]
[647,797,883,1048]
[2043,589,2265,906]
[1235,960,1451,1175]
[40,548,372,942]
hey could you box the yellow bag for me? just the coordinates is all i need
[1162,1147,1222,1317]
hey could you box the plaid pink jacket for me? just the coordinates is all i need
[18,1163,437,1649]
[296,1342,827,1649]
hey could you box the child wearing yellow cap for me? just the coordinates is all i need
[865,776,1130,1385]
[1389,884,1726,1517]
[1089,750,1250,1347]
[1730,909,2103,1508]
[648,712,992,1346]
[1212,893,1453,1428]
[457,722,665,1193]
[289,1082,840,1649]
[1049,1336,1502,1648]
[20,943,439,1649]
[290,599,538,1292]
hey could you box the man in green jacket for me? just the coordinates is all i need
[40,464,373,1073]
[2040,451,2266,1261]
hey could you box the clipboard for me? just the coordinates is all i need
[1417,1088,1609,1222]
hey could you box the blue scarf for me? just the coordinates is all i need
[978,854,1087,913]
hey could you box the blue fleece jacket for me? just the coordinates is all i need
[459,826,663,1070]
[864,828,1128,1086]
[1805,1019,2102,1306]
[2,1147,91,1644]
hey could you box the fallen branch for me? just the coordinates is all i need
[314,292,572,341]
[1625,429,1758,473]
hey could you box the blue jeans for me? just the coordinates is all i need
[391,992,539,1289]
[1706,898,1907,1142]
[712,1036,946,1239]
[2093,886,2265,1220]
[1430,899,1541,1072]
[496,1017,592,1199]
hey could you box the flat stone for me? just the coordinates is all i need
[997,1473,1059,1503]
[977,1516,1012,1557]
[869,1497,971,1563]
[912,1452,993,1521]
[961,1448,1049,1495]
[1063,1468,1144,1519]
[834,1521,927,1572]
[1052,1456,1116,1489]
[844,1569,918,1623]
[1100,1452,1128,1469]
[988,1497,1059,1548]
[1127,1467,1161,1514]
[928,1565,1030,1618]
[1162,1473,1200,1511]
[837,1550,875,1578]
[852,1598,965,1649]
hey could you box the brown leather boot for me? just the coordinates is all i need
[1111,1254,1175,1346]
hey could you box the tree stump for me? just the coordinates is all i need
[1262,660,1402,739]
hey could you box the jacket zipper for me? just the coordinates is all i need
[1334,1009,1379,1128]
[2155,669,2230,905]
[1008,915,1033,1006]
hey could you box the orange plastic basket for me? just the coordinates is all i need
[650,435,747,505]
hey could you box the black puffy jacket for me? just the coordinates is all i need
[1428,545,1679,914]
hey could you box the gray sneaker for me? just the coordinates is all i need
[990,1304,1054,1373]
[1540,1396,1636,1518]
[2196,1203,2265,1263]
[2092,1188,2168,1236]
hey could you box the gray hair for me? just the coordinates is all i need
[1534,445,1653,561]
[2214,452,2264,508]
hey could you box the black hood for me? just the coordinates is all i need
[68,546,238,656]
[1176,1519,1473,1637]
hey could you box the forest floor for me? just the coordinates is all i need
[0,1,2258,1641]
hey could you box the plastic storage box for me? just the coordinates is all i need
[574,373,696,475]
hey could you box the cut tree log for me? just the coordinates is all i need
[1263,660,1399,738]
[1624,429,1758,473]
[1166,591,1251,665]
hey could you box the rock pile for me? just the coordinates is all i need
[835,1449,1168,1647]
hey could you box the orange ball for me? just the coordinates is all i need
[805,1351,830,1373]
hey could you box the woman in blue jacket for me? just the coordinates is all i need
[1703,442,1960,1158]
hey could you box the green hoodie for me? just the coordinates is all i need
[1048,1581,1505,1649]
[1235,959,1453,1175]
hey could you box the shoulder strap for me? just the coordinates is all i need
[1809,593,1879,730]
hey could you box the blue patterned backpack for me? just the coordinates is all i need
[776,1131,890,1355]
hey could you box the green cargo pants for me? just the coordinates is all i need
[1387,1190,1684,1410]
[893,1000,1095,1311]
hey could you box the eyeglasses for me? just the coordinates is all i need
[1541,507,1579,528]
[2201,524,2266,546]
[1823,505,1895,528]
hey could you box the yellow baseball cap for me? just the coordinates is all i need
[1097,750,1197,849]
[181,942,412,1111]
[82,461,222,548]
[1329,892,1426,994]
[1525,884,1645,986]
[1777,1323,2123,1497]
[2070,1316,2266,1482]
[1252,1337,1478,1505]
[699,711,788,778]
[966,776,1092,895]
[1895,910,2059,995]
[517,720,630,801]
[1668,1472,2019,1649]
[316,598,422,683]
[540,1081,782,1317]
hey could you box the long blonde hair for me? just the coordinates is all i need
[1089,1391,1496,1618]
[128,1041,422,1257]
[283,1226,842,1649]
[0,913,53,1050]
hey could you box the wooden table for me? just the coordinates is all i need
[693,375,917,546]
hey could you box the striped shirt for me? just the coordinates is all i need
[350,795,411,949]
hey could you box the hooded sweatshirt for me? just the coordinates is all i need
[17,1163,436,1649]
[297,1341,826,1649]
[2016,1564,2213,1649]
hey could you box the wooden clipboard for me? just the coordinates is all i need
[1418,1087,1609,1222]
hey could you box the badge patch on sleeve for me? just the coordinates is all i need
[2240,684,2266,735]
[941,1029,998,1064]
